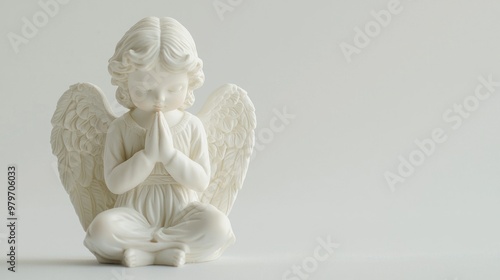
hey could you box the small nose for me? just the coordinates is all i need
[152,90,165,103]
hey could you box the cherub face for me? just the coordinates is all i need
[127,67,189,112]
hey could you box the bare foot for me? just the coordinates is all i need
[154,248,186,267]
[122,248,155,267]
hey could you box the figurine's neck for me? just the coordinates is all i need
[130,108,184,129]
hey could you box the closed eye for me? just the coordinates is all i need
[132,86,150,97]
[168,86,184,93]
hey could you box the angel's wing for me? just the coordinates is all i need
[197,84,256,215]
[50,82,117,231]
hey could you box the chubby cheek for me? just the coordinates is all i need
[172,95,185,105]
[133,98,153,110]
[176,97,188,109]
[175,91,188,105]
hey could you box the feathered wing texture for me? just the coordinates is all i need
[50,83,117,231]
[197,84,256,215]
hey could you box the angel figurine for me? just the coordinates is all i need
[50,17,255,267]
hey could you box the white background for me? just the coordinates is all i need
[1,0,500,279]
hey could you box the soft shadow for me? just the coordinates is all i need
[20,258,115,267]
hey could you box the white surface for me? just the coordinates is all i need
[1,0,500,279]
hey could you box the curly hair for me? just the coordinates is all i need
[108,17,205,110]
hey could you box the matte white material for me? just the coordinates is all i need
[50,17,255,267]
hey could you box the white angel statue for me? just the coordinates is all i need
[50,17,255,267]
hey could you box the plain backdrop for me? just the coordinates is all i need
[1,0,500,279]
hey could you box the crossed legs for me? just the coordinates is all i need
[83,203,235,267]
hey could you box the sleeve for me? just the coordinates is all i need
[103,120,156,194]
[163,116,211,192]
